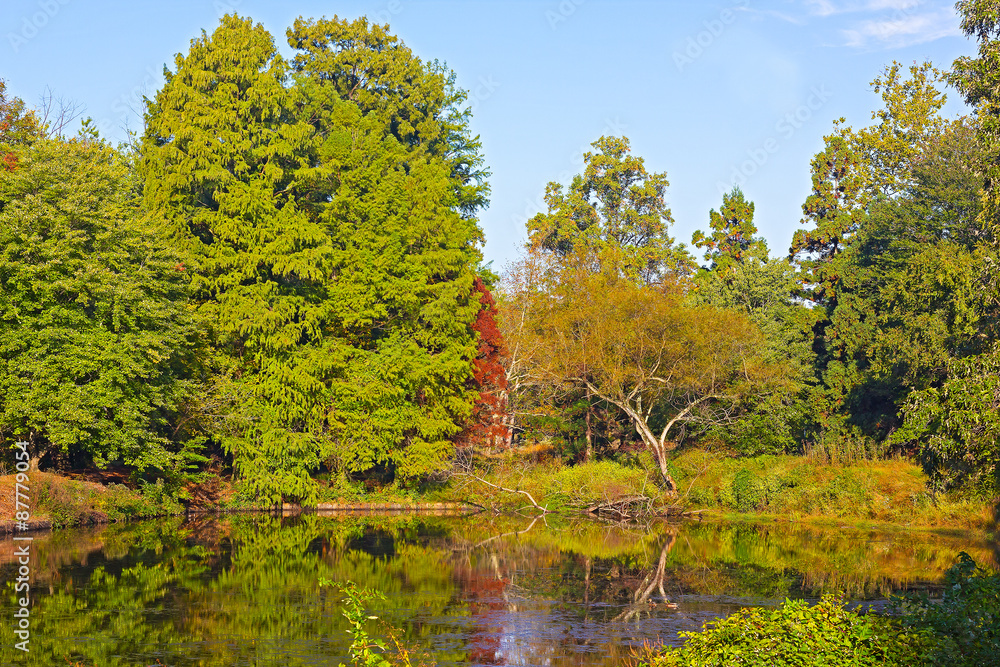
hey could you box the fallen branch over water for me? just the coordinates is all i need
[586,495,705,520]
[452,471,551,514]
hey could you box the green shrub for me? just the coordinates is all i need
[547,461,649,501]
[100,480,182,522]
[895,552,1000,667]
[731,468,767,512]
[320,579,429,667]
[636,594,931,667]
[316,472,368,504]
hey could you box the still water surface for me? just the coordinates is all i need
[1,513,996,666]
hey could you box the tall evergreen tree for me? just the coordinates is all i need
[141,15,489,500]
[141,14,329,503]
[789,126,866,310]
[693,186,768,275]
[287,15,488,481]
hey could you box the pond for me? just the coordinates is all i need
[1,512,996,666]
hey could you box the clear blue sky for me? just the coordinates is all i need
[0,0,977,269]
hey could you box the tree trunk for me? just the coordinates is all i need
[631,417,678,494]
[584,398,593,463]
[654,448,678,494]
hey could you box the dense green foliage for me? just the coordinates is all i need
[138,14,489,502]
[0,131,198,475]
[3,2,1000,514]
[898,552,1000,667]
[496,9,1000,500]
[691,189,812,456]
[636,594,930,667]
[638,552,1000,667]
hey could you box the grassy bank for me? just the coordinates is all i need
[3,449,995,534]
[445,451,995,533]
[668,450,995,532]
[0,472,183,530]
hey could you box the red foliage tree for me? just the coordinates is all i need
[457,277,512,450]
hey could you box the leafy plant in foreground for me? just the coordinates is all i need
[634,594,930,667]
[895,551,1000,667]
[320,579,428,667]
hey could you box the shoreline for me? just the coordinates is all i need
[2,503,995,542]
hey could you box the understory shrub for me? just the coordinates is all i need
[544,460,655,507]
[99,480,184,522]
[462,458,662,511]
[634,594,930,667]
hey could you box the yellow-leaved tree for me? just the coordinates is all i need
[501,136,787,492]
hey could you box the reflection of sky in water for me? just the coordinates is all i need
[403,573,762,666]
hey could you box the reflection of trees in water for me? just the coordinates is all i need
[2,514,997,666]
[612,531,677,623]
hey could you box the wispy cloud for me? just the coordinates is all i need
[796,0,961,48]
[753,7,808,24]
[803,0,922,16]
[864,0,921,11]
[843,7,962,47]
[803,0,839,16]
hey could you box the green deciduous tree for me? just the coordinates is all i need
[852,61,948,200]
[951,0,1000,243]
[791,63,978,447]
[891,344,1000,496]
[827,117,992,443]
[0,133,196,474]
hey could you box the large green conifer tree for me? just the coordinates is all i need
[141,15,489,500]
[287,16,488,482]
[141,15,330,503]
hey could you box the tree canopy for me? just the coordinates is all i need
[0,132,196,474]
[140,14,489,502]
